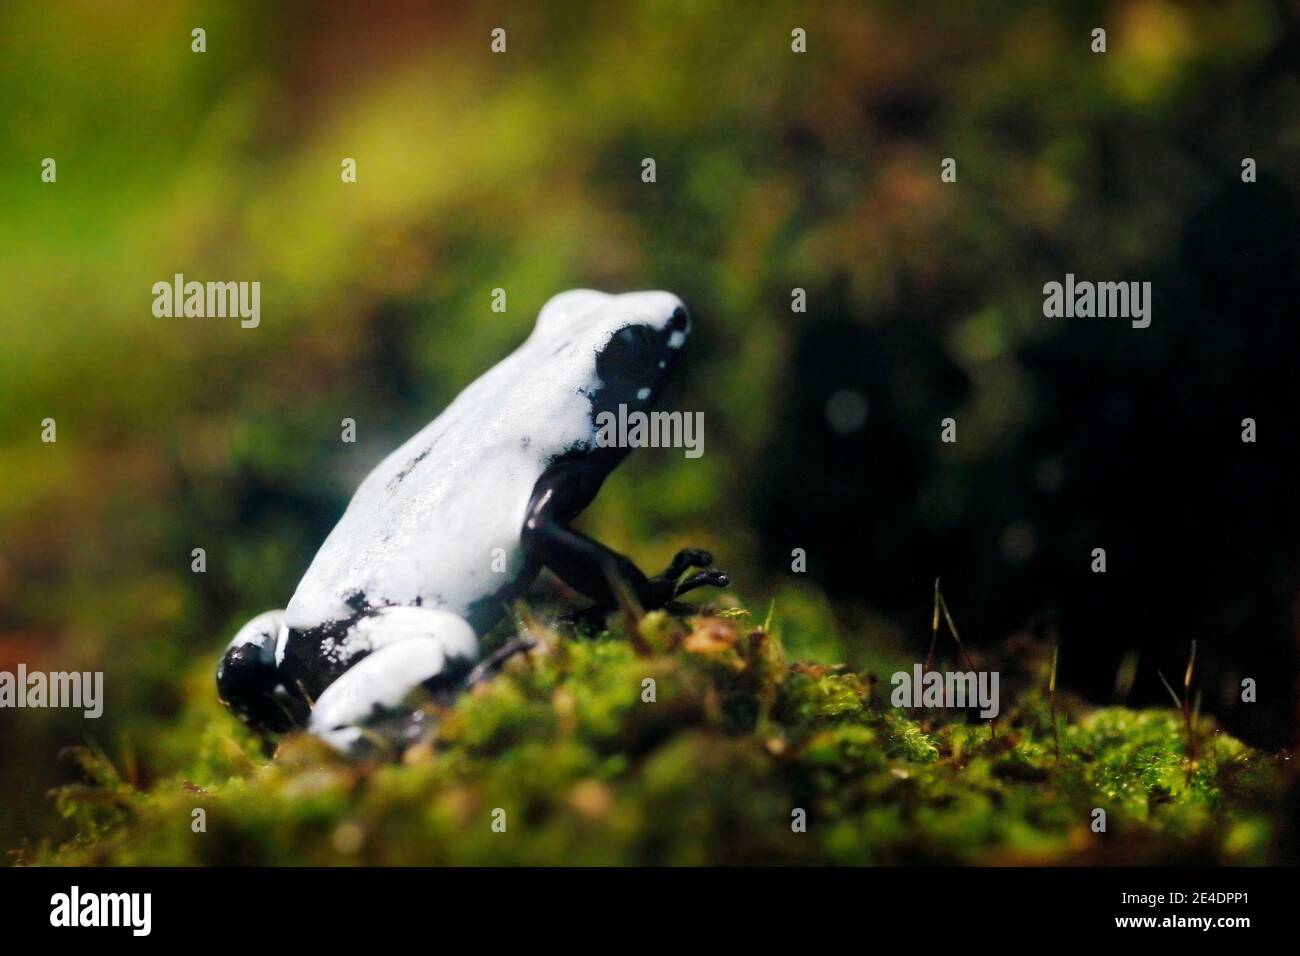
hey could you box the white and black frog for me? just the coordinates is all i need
[217,289,728,754]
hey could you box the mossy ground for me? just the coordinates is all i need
[23,608,1291,866]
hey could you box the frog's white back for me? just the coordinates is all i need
[283,289,684,631]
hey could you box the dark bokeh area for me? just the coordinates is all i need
[1,0,1297,852]
[758,176,1300,749]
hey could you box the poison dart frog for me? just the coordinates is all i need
[217,290,728,754]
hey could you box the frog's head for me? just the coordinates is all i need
[534,289,691,415]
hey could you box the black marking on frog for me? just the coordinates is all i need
[388,443,435,492]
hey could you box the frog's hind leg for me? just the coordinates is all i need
[217,609,308,735]
[308,607,478,757]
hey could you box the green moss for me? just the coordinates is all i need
[22,611,1289,866]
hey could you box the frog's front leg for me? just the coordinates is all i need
[652,547,729,597]
[521,458,729,613]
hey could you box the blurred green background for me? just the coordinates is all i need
[2,0,1298,854]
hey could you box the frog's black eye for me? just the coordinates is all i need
[597,324,657,382]
[668,306,689,332]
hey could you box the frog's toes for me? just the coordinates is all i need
[462,636,537,688]
[640,552,728,611]
[673,568,730,597]
[657,548,714,580]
